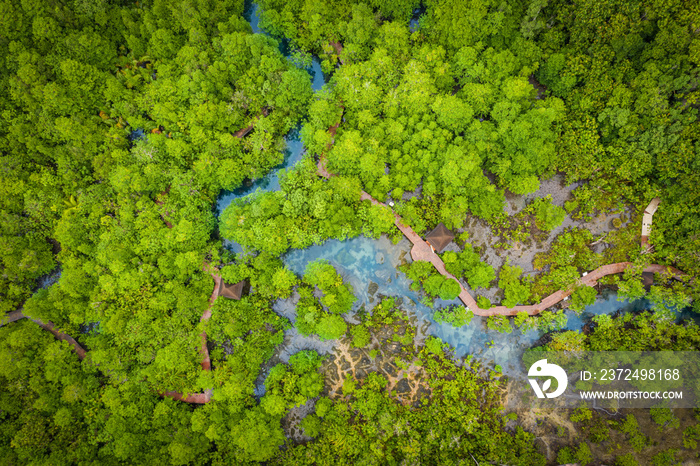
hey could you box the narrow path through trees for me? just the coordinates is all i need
[0,268,221,404]
[318,159,685,316]
[1,309,87,359]
[0,120,686,407]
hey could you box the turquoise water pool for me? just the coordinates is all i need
[223,3,697,376]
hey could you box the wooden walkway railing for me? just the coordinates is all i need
[320,160,685,317]
[1,309,87,359]
[0,116,685,406]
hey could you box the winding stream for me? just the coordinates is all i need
[280,235,696,375]
[215,1,326,254]
[218,3,697,379]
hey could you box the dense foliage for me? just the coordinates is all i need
[537,312,700,464]
[295,260,356,339]
[278,336,545,465]
[400,259,462,301]
[2,0,700,463]
[220,160,399,255]
[541,310,700,352]
[434,304,474,327]
[442,244,495,289]
[0,0,314,463]
[255,0,700,296]
[1,0,313,395]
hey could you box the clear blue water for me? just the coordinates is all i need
[215,128,305,253]
[216,128,304,214]
[563,292,648,330]
[282,235,541,374]
[563,291,698,330]
[243,0,326,90]
[243,1,263,34]
[228,3,699,376]
[216,2,327,253]
[217,2,326,214]
[409,7,426,32]
[212,48,324,216]
[308,59,325,91]
[128,129,145,143]
[281,235,698,374]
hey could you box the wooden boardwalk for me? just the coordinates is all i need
[157,265,222,403]
[0,192,223,405]
[330,41,345,65]
[232,108,270,139]
[0,268,221,404]
[1,309,87,359]
[199,264,223,373]
[0,122,685,407]
[325,164,686,316]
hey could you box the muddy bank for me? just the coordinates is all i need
[459,173,630,304]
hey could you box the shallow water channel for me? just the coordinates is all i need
[218,3,695,384]
[281,236,695,375]
[214,1,325,254]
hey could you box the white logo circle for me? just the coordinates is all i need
[528,359,568,398]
